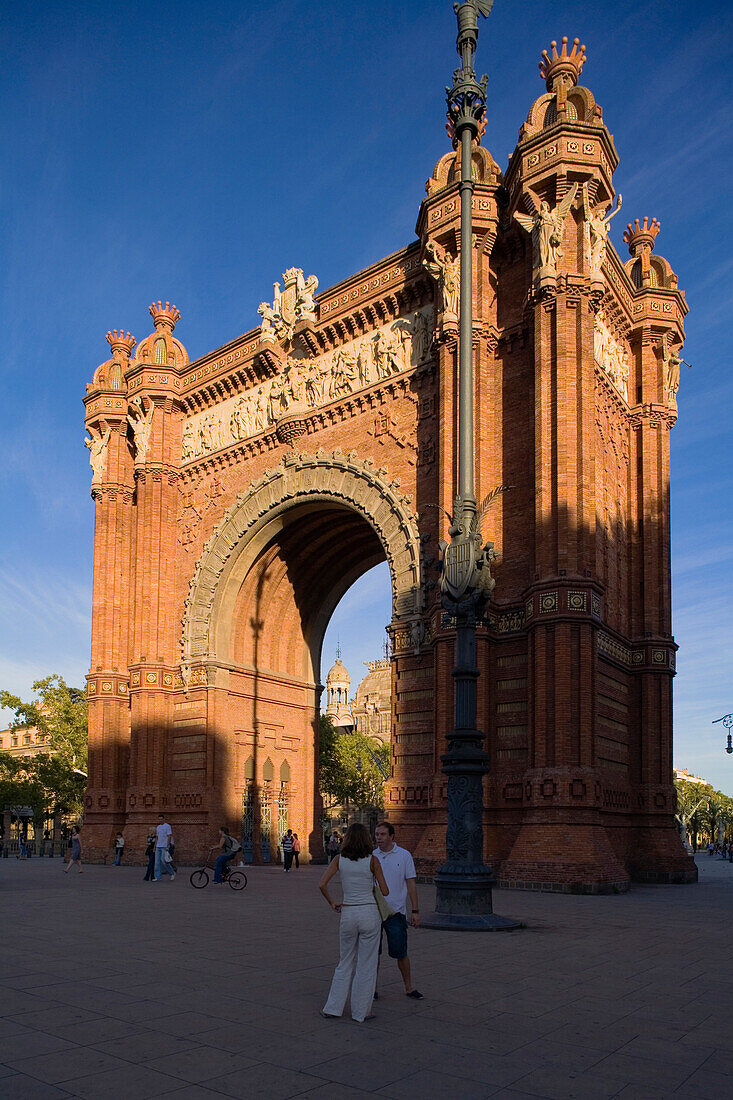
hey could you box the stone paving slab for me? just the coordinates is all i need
[0,853,731,1098]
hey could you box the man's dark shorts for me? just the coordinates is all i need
[380,913,408,959]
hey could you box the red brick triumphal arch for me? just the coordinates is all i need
[83,38,696,890]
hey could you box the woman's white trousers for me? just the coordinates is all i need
[323,903,381,1022]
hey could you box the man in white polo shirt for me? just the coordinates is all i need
[373,821,422,999]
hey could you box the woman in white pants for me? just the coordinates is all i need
[319,823,389,1022]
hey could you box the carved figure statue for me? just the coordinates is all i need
[284,357,307,407]
[356,340,373,386]
[582,183,622,276]
[305,360,324,407]
[330,347,357,398]
[257,301,277,340]
[660,333,681,404]
[254,386,268,431]
[514,184,578,275]
[268,376,286,422]
[181,421,195,461]
[85,425,111,482]
[230,396,250,441]
[423,241,459,317]
[128,397,154,463]
[411,310,430,364]
[295,272,319,322]
[373,330,390,380]
[392,322,412,371]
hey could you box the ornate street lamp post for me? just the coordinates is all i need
[423,1,518,931]
[712,714,733,755]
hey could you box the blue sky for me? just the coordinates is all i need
[1,1,731,791]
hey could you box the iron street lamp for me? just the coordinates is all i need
[423,1,518,931]
[712,714,733,754]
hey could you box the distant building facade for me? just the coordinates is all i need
[0,726,51,760]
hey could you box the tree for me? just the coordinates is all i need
[1,674,88,772]
[318,714,390,815]
[0,752,47,827]
[1,675,88,821]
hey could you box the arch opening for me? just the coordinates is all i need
[181,452,423,864]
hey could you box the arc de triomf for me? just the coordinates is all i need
[83,37,696,890]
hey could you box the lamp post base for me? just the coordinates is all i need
[421,863,522,931]
[421,911,521,931]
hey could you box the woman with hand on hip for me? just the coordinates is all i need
[319,823,389,1022]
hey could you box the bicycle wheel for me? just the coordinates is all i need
[190,868,209,889]
[227,870,247,891]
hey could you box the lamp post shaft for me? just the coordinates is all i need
[423,1,518,931]
[459,125,475,511]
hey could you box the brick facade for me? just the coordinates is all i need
[82,43,696,890]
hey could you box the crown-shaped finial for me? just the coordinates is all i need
[623,217,661,255]
[149,301,181,330]
[106,329,136,356]
[539,37,586,91]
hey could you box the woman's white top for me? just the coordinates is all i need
[338,854,376,906]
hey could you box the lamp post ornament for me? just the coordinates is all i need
[423,1,518,931]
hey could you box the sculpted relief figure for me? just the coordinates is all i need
[356,340,374,386]
[128,396,154,464]
[85,425,111,482]
[659,333,681,405]
[230,395,251,441]
[294,272,319,323]
[582,183,622,277]
[594,312,629,400]
[373,329,402,379]
[181,420,196,461]
[257,301,278,342]
[411,309,430,365]
[514,184,578,276]
[329,347,357,399]
[423,241,459,318]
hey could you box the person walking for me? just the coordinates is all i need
[292,832,301,868]
[281,828,295,872]
[319,822,389,1023]
[372,821,422,1000]
[143,833,156,881]
[154,814,176,881]
[114,832,125,866]
[64,825,83,874]
[213,826,242,883]
[328,833,340,861]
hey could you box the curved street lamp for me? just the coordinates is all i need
[712,714,733,755]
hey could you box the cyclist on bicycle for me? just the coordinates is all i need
[213,825,242,883]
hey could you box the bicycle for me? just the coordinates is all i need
[190,848,248,890]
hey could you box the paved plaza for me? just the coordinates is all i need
[1,854,731,1099]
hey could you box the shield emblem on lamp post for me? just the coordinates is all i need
[442,536,477,601]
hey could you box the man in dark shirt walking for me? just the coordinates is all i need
[281,828,295,872]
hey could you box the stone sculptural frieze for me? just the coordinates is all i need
[594,310,629,400]
[181,307,432,465]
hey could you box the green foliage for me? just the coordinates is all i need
[1,674,88,772]
[0,675,88,820]
[674,777,733,844]
[318,714,390,813]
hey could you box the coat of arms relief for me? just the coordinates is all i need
[181,267,432,465]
